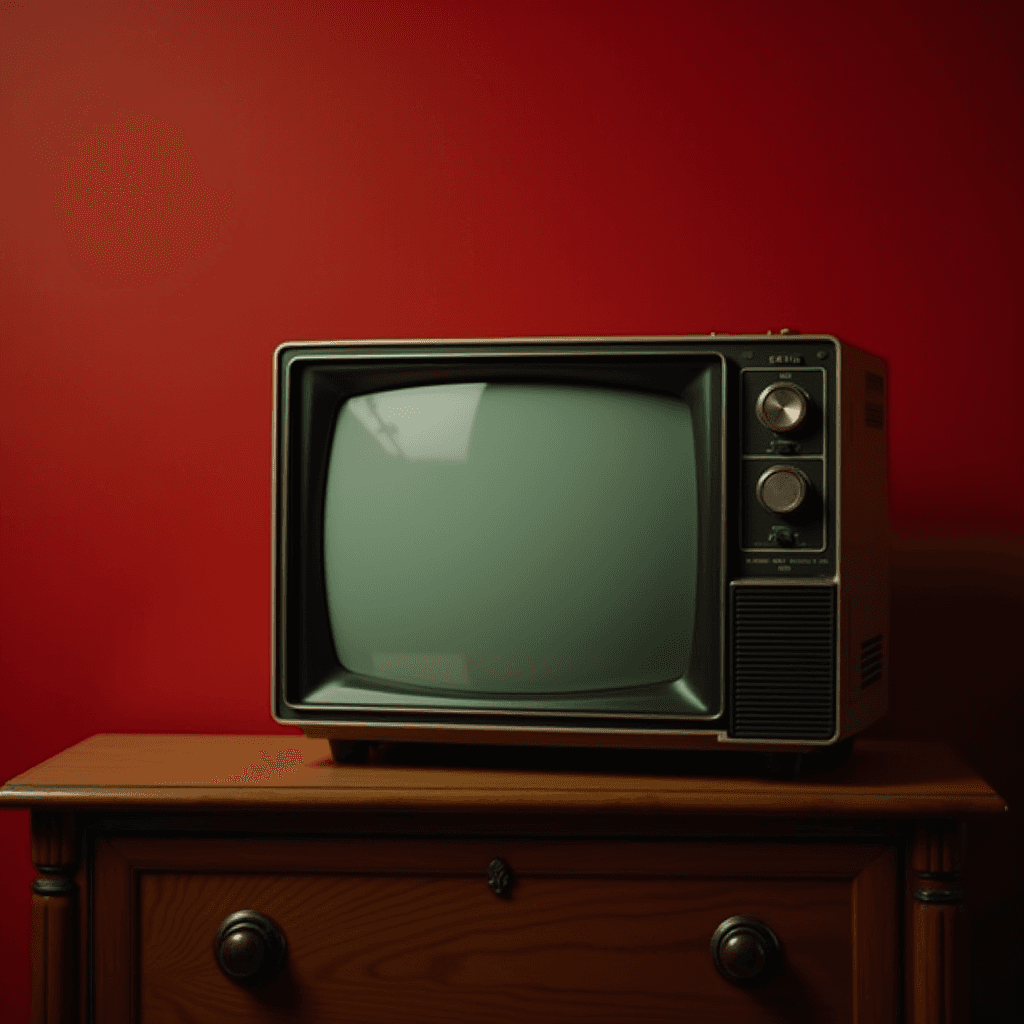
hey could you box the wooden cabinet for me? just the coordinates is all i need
[102,836,894,1023]
[0,736,1005,1023]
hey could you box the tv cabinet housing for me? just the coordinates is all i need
[0,734,1005,1023]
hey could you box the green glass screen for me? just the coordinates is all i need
[318,380,703,707]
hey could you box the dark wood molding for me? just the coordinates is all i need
[907,821,966,1024]
[30,810,78,1024]
[853,847,898,1022]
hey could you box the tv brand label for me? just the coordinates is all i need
[768,355,804,365]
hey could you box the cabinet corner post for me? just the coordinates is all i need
[30,809,79,1024]
[908,820,966,1024]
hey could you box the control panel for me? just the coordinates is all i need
[740,365,830,576]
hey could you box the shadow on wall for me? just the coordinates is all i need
[865,534,1023,1022]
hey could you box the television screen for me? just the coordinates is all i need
[312,381,707,714]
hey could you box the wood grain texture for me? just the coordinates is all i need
[2,736,1006,1023]
[30,892,76,1024]
[0,735,1008,818]
[89,835,893,1024]
[92,839,136,1024]
[907,822,966,1024]
[30,811,78,1024]
[30,810,76,869]
[910,821,961,878]
[87,835,896,879]
[851,848,897,1024]
[909,903,963,1024]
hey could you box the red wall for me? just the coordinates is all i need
[2,2,1021,1018]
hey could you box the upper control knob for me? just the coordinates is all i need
[757,465,809,515]
[756,383,808,433]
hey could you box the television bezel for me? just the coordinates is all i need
[272,338,729,738]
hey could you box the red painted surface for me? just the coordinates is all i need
[54,111,235,287]
[1,2,1021,1019]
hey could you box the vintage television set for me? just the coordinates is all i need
[272,335,888,763]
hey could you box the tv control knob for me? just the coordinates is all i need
[214,911,287,986]
[770,526,796,547]
[756,383,808,433]
[710,916,781,986]
[756,465,809,515]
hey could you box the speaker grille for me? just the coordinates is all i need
[861,634,884,687]
[730,586,836,740]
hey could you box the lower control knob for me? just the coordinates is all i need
[214,910,287,986]
[756,465,809,515]
[710,916,780,986]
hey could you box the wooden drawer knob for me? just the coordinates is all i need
[710,916,780,985]
[214,911,287,986]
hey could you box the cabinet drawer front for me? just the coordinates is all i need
[93,838,896,1024]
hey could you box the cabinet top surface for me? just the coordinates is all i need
[0,734,1007,817]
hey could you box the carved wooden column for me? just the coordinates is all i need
[908,820,966,1024]
[30,810,78,1024]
